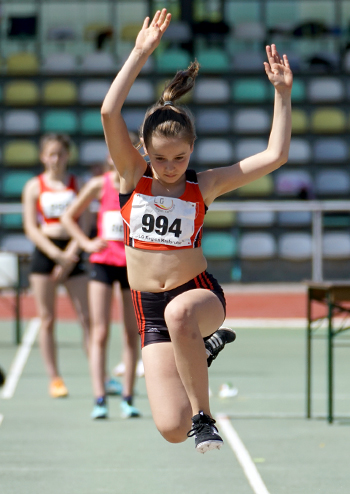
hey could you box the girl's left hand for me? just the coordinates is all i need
[134,8,171,56]
[264,44,293,92]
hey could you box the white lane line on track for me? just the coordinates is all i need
[216,414,271,494]
[1,318,40,400]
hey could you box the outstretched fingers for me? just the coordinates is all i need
[266,44,284,66]
[283,54,290,69]
[142,16,150,31]
[159,12,172,33]
[150,10,161,27]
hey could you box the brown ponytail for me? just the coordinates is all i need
[141,61,200,148]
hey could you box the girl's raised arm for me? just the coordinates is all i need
[199,44,293,205]
[101,9,171,189]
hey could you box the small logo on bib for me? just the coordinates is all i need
[154,197,175,213]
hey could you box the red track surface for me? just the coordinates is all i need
[0,291,328,320]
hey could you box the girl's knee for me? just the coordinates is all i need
[91,325,109,346]
[158,424,189,444]
[164,302,193,331]
[40,314,54,331]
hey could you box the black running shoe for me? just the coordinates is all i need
[187,411,223,454]
[205,327,236,367]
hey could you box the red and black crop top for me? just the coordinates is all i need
[119,165,207,250]
[37,173,77,225]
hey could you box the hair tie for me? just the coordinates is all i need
[163,101,173,106]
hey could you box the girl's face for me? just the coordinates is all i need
[40,140,70,174]
[145,135,193,185]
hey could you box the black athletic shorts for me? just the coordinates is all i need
[131,270,226,348]
[89,263,130,289]
[30,238,86,277]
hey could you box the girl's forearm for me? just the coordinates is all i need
[101,48,148,116]
[267,89,292,163]
[25,227,62,261]
[61,214,90,251]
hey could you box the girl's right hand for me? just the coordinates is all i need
[83,237,108,254]
[55,249,79,267]
[134,8,171,56]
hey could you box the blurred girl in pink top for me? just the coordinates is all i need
[62,143,140,419]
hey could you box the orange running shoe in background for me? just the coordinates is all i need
[49,377,68,398]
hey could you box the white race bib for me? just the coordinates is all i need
[40,190,76,219]
[102,210,124,241]
[129,193,196,247]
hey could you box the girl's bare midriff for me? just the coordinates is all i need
[125,245,208,292]
[40,222,71,240]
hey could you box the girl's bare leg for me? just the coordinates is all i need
[30,274,58,379]
[164,289,225,417]
[142,342,192,443]
[120,288,139,397]
[87,280,113,398]
[64,274,90,354]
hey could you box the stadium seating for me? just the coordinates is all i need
[238,232,276,259]
[4,110,40,135]
[156,48,191,73]
[237,211,275,227]
[193,79,230,103]
[125,80,154,104]
[236,175,274,197]
[195,48,231,72]
[81,110,104,134]
[42,53,77,73]
[80,140,108,164]
[196,109,231,134]
[0,234,34,254]
[42,110,78,133]
[315,169,350,196]
[232,109,270,134]
[233,51,265,72]
[4,81,40,106]
[323,232,350,259]
[307,77,345,102]
[2,171,36,198]
[0,2,350,284]
[79,80,110,104]
[202,232,236,260]
[122,109,144,133]
[291,108,309,133]
[278,233,312,261]
[275,170,313,196]
[4,141,39,166]
[288,138,312,164]
[232,79,268,102]
[1,214,23,229]
[291,79,306,102]
[311,108,347,133]
[80,52,116,73]
[313,138,348,162]
[203,210,236,228]
[195,138,234,165]
[277,211,312,226]
[6,52,39,75]
[43,80,78,105]
[235,138,267,161]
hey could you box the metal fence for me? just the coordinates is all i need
[2,200,350,282]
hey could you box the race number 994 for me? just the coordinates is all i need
[142,214,182,238]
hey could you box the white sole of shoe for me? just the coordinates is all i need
[196,440,223,454]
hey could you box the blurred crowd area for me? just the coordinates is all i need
[0,0,350,283]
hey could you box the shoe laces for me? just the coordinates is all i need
[187,412,218,438]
